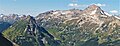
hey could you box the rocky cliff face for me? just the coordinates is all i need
[3,15,60,46]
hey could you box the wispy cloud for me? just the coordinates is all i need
[68,3,78,7]
[94,3,106,7]
[68,3,88,7]
[110,10,118,14]
[68,3,106,8]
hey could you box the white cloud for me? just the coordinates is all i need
[68,3,78,7]
[68,3,106,8]
[110,10,118,14]
[94,3,106,7]
[68,3,88,7]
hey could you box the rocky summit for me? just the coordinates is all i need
[1,5,120,46]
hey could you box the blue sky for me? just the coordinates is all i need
[0,0,120,16]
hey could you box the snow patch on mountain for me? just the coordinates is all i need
[90,8,97,15]
[115,16,120,19]
[53,12,59,14]
[104,12,112,16]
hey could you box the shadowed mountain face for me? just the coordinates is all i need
[0,21,11,32]
[0,33,13,46]
[3,15,60,46]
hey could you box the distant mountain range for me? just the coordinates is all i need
[0,5,120,46]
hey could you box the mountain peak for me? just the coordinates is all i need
[88,4,99,9]
[27,15,36,24]
[85,4,101,11]
[85,4,101,10]
[83,4,105,15]
[27,15,34,19]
